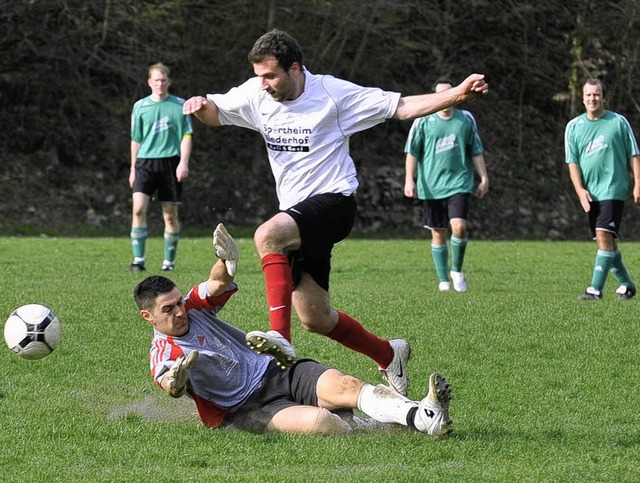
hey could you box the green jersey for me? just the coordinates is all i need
[131,94,193,159]
[405,109,484,200]
[564,110,639,201]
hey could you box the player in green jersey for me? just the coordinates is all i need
[404,79,489,293]
[564,78,640,300]
[129,63,193,272]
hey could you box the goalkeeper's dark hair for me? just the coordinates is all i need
[134,276,177,310]
[248,28,303,72]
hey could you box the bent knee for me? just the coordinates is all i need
[253,224,277,256]
[308,408,352,435]
[322,369,364,395]
[340,374,364,392]
[253,223,268,245]
[132,204,146,218]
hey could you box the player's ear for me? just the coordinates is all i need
[289,62,302,75]
[140,309,154,324]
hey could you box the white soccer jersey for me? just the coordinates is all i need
[209,69,401,210]
[149,282,271,428]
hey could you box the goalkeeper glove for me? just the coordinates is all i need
[213,223,239,277]
[165,350,199,398]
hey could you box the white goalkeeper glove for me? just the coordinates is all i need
[213,223,239,277]
[165,351,199,398]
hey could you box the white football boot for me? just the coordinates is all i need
[438,281,451,292]
[379,339,411,396]
[245,330,297,369]
[450,270,468,292]
[414,372,453,437]
[615,285,636,300]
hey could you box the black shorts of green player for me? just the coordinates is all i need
[422,193,470,230]
[133,156,182,202]
[587,199,624,239]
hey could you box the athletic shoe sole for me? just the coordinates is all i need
[246,331,296,369]
[425,372,453,437]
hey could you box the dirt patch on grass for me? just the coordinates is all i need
[108,395,198,422]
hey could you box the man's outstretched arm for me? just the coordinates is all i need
[394,74,488,121]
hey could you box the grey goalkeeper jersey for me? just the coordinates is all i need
[149,282,271,423]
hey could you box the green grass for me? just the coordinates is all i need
[1,236,639,482]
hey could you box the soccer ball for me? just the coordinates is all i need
[4,304,62,360]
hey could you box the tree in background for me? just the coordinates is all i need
[1,0,640,238]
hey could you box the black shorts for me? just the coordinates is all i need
[423,193,470,230]
[587,200,624,239]
[133,156,182,203]
[220,359,331,432]
[285,193,357,291]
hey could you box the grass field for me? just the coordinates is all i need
[1,235,639,482]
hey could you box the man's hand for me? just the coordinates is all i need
[182,96,209,115]
[213,223,239,277]
[404,180,416,198]
[165,351,199,398]
[475,178,489,199]
[577,188,592,212]
[460,73,489,95]
[176,161,189,182]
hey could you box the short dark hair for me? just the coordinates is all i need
[432,78,454,92]
[583,78,606,97]
[133,276,176,311]
[248,29,303,72]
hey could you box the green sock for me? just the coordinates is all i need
[131,227,148,260]
[431,244,449,282]
[610,249,634,287]
[164,231,180,263]
[450,236,468,272]
[590,249,615,291]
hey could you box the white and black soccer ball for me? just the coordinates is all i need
[4,304,62,360]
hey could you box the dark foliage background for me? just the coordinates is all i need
[2,0,640,239]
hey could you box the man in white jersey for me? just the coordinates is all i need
[404,79,489,293]
[134,223,453,436]
[182,29,488,396]
[564,78,640,300]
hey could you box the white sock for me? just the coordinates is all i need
[357,384,418,426]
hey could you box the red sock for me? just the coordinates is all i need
[327,312,393,367]
[261,253,293,341]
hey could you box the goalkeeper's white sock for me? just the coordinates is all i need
[357,383,417,426]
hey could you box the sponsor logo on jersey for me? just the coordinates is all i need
[263,124,312,152]
[585,135,608,157]
[152,116,171,134]
[435,134,458,154]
